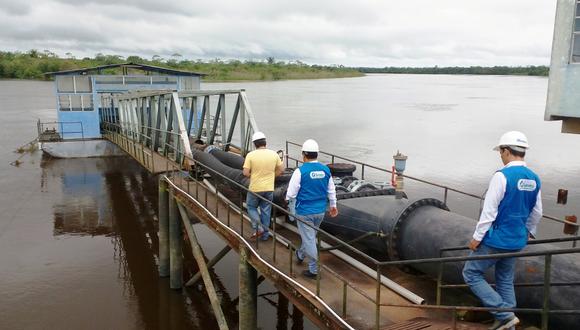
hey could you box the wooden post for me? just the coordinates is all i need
[169,190,182,289]
[158,178,169,277]
[186,245,232,287]
[177,203,229,330]
[239,247,258,330]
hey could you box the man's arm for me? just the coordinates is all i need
[526,190,543,238]
[327,178,338,217]
[285,169,301,200]
[470,172,506,250]
[243,154,251,177]
[275,157,284,176]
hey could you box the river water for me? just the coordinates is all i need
[0,75,578,329]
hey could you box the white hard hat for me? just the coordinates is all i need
[302,139,319,152]
[252,131,266,142]
[493,131,529,151]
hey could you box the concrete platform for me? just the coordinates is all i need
[40,139,125,158]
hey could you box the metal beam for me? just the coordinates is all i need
[225,96,240,150]
[171,92,193,160]
[208,94,223,145]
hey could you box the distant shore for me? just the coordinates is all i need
[0,50,549,81]
[358,65,549,76]
[0,51,362,81]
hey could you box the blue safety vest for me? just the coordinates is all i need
[296,162,331,215]
[482,166,540,250]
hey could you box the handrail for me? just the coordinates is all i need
[441,236,580,253]
[38,120,84,140]
[100,121,580,330]
[285,140,579,229]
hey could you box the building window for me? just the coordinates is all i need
[573,1,580,62]
[58,94,93,111]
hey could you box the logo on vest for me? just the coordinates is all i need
[310,171,326,179]
[517,179,536,191]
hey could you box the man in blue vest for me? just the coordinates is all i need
[285,139,338,279]
[463,131,542,330]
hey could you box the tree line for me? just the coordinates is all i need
[358,65,549,76]
[0,50,362,81]
[0,50,549,81]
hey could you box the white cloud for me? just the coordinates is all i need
[0,0,557,66]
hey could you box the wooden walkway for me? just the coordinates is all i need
[107,132,487,330]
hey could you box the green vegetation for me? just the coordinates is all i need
[0,50,550,81]
[359,65,549,76]
[0,50,363,81]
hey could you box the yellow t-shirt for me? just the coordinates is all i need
[243,148,282,192]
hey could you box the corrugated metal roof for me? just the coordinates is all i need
[45,62,205,76]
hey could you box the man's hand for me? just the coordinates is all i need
[469,239,481,251]
[329,206,338,218]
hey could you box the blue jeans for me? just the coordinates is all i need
[462,243,518,321]
[296,213,325,274]
[246,191,273,237]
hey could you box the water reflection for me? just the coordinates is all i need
[39,155,303,329]
[39,156,193,328]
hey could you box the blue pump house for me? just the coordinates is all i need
[47,63,203,139]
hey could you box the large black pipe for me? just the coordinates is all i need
[207,148,245,170]
[323,195,580,329]
[192,150,287,205]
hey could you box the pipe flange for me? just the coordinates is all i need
[387,198,449,260]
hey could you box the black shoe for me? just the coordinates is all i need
[302,270,318,279]
[295,250,304,265]
[488,316,519,330]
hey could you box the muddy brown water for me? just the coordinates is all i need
[1,75,579,329]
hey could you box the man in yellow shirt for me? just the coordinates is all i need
[243,132,284,240]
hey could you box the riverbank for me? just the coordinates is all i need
[0,51,550,81]
[0,51,363,81]
[358,65,549,76]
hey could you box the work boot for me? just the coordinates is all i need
[295,250,304,265]
[302,270,318,279]
[249,229,264,241]
[488,316,519,330]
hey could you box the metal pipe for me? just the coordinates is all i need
[274,218,425,305]
[158,178,169,277]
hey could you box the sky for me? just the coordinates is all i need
[0,0,558,67]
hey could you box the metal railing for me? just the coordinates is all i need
[285,140,580,247]
[101,123,580,330]
[100,89,260,158]
[37,120,84,141]
[376,243,580,330]
[436,236,580,304]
